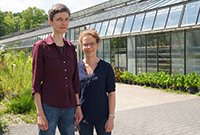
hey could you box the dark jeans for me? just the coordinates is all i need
[78,119,111,135]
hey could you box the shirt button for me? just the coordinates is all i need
[65,77,67,79]
[63,61,65,63]
[65,69,67,71]
[66,85,68,87]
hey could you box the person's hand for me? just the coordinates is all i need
[75,106,83,125]
[37,114,48,131]
[105,116,114,132]
[75,124,78,132]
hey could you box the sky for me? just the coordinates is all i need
[0,0,108,14]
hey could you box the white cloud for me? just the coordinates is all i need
[0,0,107,14]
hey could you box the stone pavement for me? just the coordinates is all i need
[3,83,200,135]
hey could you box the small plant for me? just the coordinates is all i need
[184,72,199,88]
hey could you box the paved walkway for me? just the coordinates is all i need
[3,83,200,135]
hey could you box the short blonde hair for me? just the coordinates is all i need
[78,28,101,45]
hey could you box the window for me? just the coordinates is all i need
[85,25,90,30]
[114,17,125,35]
[186,28,200,75]
[132,13,145,32]
[137,35,146,74]
[90,23,96,28]
[97,40,104,60]
[95,22,102,33]
[104,39,111,63]
[171,31,184,74]
[100,21,109,36]
[74,27,79,41]
[106,19,117,36]
[166,5,183,28]
[123,15,134,34]
[154,8,169,29]
[181,1,200,26]
[142,11,156,31]
[127,36,136,74]
[147,34,157,73]
[198,12,200,24]
[70,28,74,41]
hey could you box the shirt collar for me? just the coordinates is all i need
[45,34,72,46]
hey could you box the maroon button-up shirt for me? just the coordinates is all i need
[32,34,80,108]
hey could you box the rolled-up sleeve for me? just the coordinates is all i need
[32,43,44,96]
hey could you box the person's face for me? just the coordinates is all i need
[48,12,69,35]
[81,35,99,58]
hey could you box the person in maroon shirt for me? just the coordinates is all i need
[32,3,83,135]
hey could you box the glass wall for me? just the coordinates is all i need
[147,34,157,73]
[123,15,134,33]
[104,39,111,63]
[71,28,75,41]
[74,27,79,41]
[118,37,127,71]
[127,36,136,74]
[153,8,169,29]
[142,11,156,31]
[158,32,170,73]
[186,28,200,75]
[166,5,183,28]
[100,21,109,36]
[98,40,104,60]
[171,30,184,74]
[136,35,146,74]
[95,22,102,33]
[181,1,200,26]
[114,17,125,35]
[111,37,118,68]
[132,13,144,32]
[106,19,117,35]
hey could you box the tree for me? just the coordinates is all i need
[3,12,20,35]
[20,7,48,30]
[0,10,6,37]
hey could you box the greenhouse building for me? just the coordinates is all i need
[0,0,200,75]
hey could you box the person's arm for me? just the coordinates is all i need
[75,94,83,126]
[34,93,48,131]
[105,91,116,132]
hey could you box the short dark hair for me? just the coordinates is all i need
[78,28,101,45]
[48,3,70,22]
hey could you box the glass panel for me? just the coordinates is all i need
[154,8,169,29]
[80,26,85,33]
[198,13,200,24]
[97,40,104,60]
[70,28,74,41]
[132,13,145,32]
[114,17,125,35]
[182,1,200,26]
[89,23,96,29]
[158,32,170,73]
[66,31,70,40]
[142,11,156,31]
[166,5,183,28]
[100,21,109,36]
[118,37,127,71]
[171,31,184,74]
[127,36,136,74]
[147,34,157,73]
[106,19,117,36]
[111,37,118,68]
[104,39,111,63]
[74,27,79,41]
[123,15,134,34]
[137,35,146,74]
[95,22,102,33]
[186,28,200,75]
[85,25,90,30]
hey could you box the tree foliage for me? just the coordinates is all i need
[0,7,48,37]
